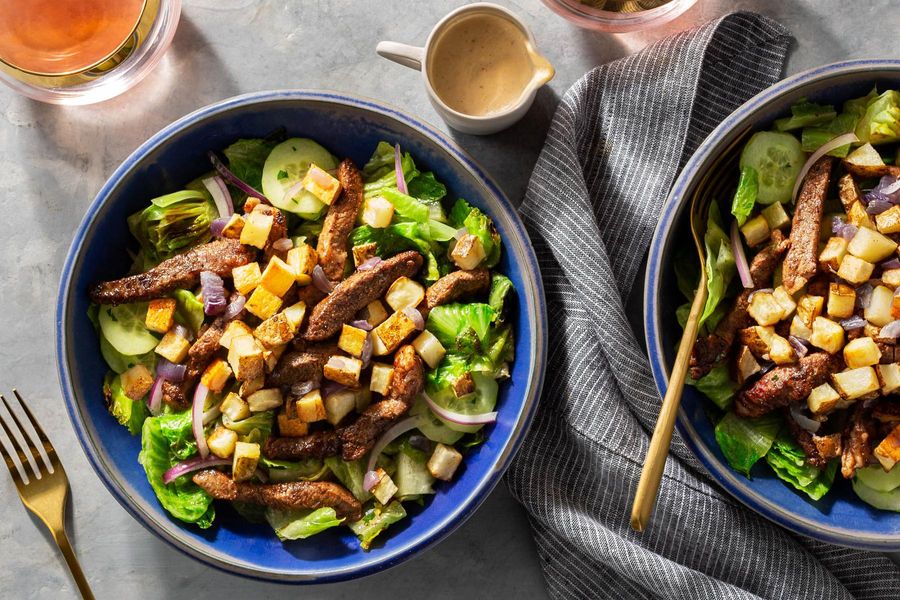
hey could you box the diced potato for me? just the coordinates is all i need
[155,331,190,363]
[818,237,848,273]
[832,366,880,400]
[838,173,864,211]
[807,383,841,415]
[876,205,900,235]
[282,301,308,331]
[427,443,463,481]
[220,392,250,421]
[827,283,856,319]
[324,389,357,426]
[371,468,398,505]
[769,335,796,365]
[232,262,262,296]
[259,257,296,297]
[245,285,283,320]
[452,372,476,398]
[884,269,900,288]
[227,334,265,382]
[352,243,378,267]
[208,427,239,459]
[847,200,876,230]
[790,316,813,341]
[412,330,446,368]
[200,358,233,393]
[371,331,390,356]
[385,276,426,312]
[221,213,245,239]
[810,316,845,354]
[844,142,890,178]
[361,300,389,327]
[761,202,790,230]
[262,344,286,373]
[277,412,310,437]
[865,285,895,327]
[240,373,265,397]
[219,320,254,350]
[772,286,796,319]
[739,325,776,356]
[302,164,342,205]
[373,311,417,355]
[286,244,318,280]
[865,322,883,340]
[240,211,274,249]
[734,345,760,385]
[246,388,283,412]
[877,363,900,395]
[875,424,900,471]
[362,195,396,229]
[244,197,261,213]
[338,324,370,357]
[796,295,825,329]
[232,442,260,482]
[450,234,486,270]
[740,214,770,247]
[254,313,295,348]
[836,254,875,284]
[354,388,372,412]
[145,298,176,334]
[295,389,327,423]
[121,364,154,400]
[370,363,394,395]
[848,227,898,263]
[323,355,363,387]
[843,337,882,369]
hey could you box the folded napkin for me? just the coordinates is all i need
[507,11,900,600]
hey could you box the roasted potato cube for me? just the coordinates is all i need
[373,311,417,355]
[361,300,388,327]
[240,211,274,249]
[302,164,341,205]
[844,142,893,178]
[836,254,875,284]
[324,389,357,426]
[769,334,796,365]
[452,372,476,398]
[740,214,770,247]
[832,366,880,400]
[807,383,841,415]
[883,269,900,288]
[818,237,848,272]
[838,173,864,211]
[295,389,326,423]
[412,330,446,368]
[427,443,463,481]
[735,346,761,385]
[245,285,283,320]
[847,201,876,230]
[323,355,363,387]
[262,344,286,373]
[232,442,260,482]
[874,424,900,471]
[286,244,318,280]
[371,331,389,357]
[827,283,856,319]
[121,364,154,400]
[145,298,176,334]
[796,295,825,329]
[790,316,813,341]
[240,373,265,397]
[370,468,398,505]
[200,358,233,393]
[277,412,310,437]
[352,243,378,268]
[877,363,900,395]
[259,256,296,297]
[772,286,796,319]
[450,234,486,270]
[876,205,900,235]
[761,202,790,230]
[227,334,265,382]
[338,324,370,358]
[282,301,308,331]
[208,427,239,459]
[848,227,898,263]
[844,337,882,369]
[386,277,426,312]
[246,388,283,412]
[220,392,251,422]
[155,331,190,363]
[369,363,394,395]
[254,313,295,348]
[219,320,254,350]
[739,325,776,356]
[221,213,245,239]
[865,285,895,327]
[362,195,395,228]
[232,262,262,296]
[810,316,845,354]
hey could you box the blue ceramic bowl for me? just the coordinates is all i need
[56,91,547,581]
[645,60,900,550]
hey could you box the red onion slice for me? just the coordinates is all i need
[423,392,498,426]
[394,143,408,195]
[363,415,423,491]
[746,288,773,304]
[357,256,383,271]
[321,380,346,398]
[210,216,229,238]
[882,258,900,271]
[788,335,809,358]
[790,404,821,433]
[192,383,211,458]
[363,470,381,492]
[290,381,315,397]
[222,294,246,321]
[200,271,227,316]
[403,306,424,331]
[731,221,753,288]
[156,357,186,383]
[350,319,373,331]
[879,320,900,339]
[147,377,164,416]
[856,283,873,309]
[312,264,334,294]
[273,237,293,252]
[792,133,859,203]
[360,335,373,368]
[866,199,893,215]
[163,456,230,485]
[282,180,304,206]
[203,175,234,218]
[208,151,269,202]
[880,176,900,197]
[840,315,866,330]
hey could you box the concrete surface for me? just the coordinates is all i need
[0,1,897,598]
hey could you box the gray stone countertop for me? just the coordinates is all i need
[0,1,897,598]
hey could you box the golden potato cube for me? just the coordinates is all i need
[827,283,856,319]
[324,390,357,426]
[262,344,286,373]
[246,388,283,412]
[772,286,796,319]
[848,226,898,263]
[338,324,370,357]
[807,383,841,415]
[836,254,874,284]
[362,300,389,327]
[121,364,154,401]
[302,164,342,205]
[768,335,797,365]
[240,211,274,249]
[254,312,295,348]
[352,243,378,268]
[412,330,446,368]
[155,331,190,363]
[232,262,262,296]
[740,214,770,247]
[845,142,886,173]
[240,373,265,397]
[450,234,486,270]
[145,298,176,334]
[735,345,761,385]
[865,285,895,327]
[874,424,900,471]
[200,358,233,393]
[877,363,900,395]
[219,392,250,421]
[370,467,398,505]
[232,442,260,482]
[286,244,318,280]
[427,443,463,481]
[796,295,825,329]
[847,201,876,230]
[739,325,776,356]
[838,173,864,211]
[323,355,363,387]
[370,363,394,395]
[876,205,900,235]
[883,268,900,288]
[832,366,880,400]
[282,301,308,331]
[843,337,882,369]
[386,276,426,312]
[809,316,845,354]
[227,334,265,382]
[362,195,395,228]
[245,285,283,320]
[259,257,296,298]
[208,427,238,459]
[373,311,417,355]
[790,315,813,341]
[277,413,310,437]
[219,320,253,350]
[295,389,327,423]
[371,331,390,356]
[221,213,245,239]
[818,237,848,273]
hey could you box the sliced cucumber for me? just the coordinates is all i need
[855,464,900,493]
[409,397,464,444]
[395,451,435,498]
[739,131,806,205]
[98,304,159,356]
[852,477,900,512]
[261,138,338,219]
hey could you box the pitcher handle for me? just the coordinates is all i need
[376,41,425,71]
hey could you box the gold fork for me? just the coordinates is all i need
[0,390,95,600]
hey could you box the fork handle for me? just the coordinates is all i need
[54,529,95,600]
[630,272,709,532]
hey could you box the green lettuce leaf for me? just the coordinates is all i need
[362,142,418,194]
[260,456,329,482]
[488,274,514,323]
[222,411,274,443]
[407,171,447,202]
[223,138,276,194]
[348,501,407,550]
[103,373,149,436]
[730,165,758,227]
[172,289,204,334]
[381,188,430,222]
[765,432,838,500]
[689,363,738,410]
[265,507,343,541]
[350,224,445,281]
[128,190,218,263]
[701,202,736,326]
[855,89,900,145]
[714,411,781,476]
[426,303,493,355]
[774,99,836,132]
[324,457,372,503]
[449,199,501,268]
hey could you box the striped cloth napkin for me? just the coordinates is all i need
[507,11,900,600]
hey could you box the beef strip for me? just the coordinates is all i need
[734,352,841,418]
[317,159,365,281]
[340,345,424,461]
[304,250,423,341]
[420,268,490,317]
[192,469,361,521]
[841,403,877,478]
[263,430,343,461]
[161,316,228,407]
[89,239,255,305]
[781,157,834,294]
[267,344,337,388]
[689,230,790,379]
[873,399,900,422]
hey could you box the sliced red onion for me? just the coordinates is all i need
[731,221,753,288]
[163,455,230,485]
[202,404,221,426]
[357,256,383,271]
[879,320,900,339]
[290,381,315,397]
[156,357,186,383]
[882,258,900,271]
[792,133,859,203]
[394,143,408,195]
[747,288,774,304]
[403,306,424,331]
[788,335,809,358]
[866,199,893,215]
[759,360,776,375]
[878,176,900,198]
[360,335,373,368]
[173,324,193,341]
[321,380,346,398]
[423,392,498,426]
[192,383,211,458]
[147,377,164,416]
[203,176,234,218]
[350,319,373,331]
[312,264,334,294]
[282,180,304,206]
[790,404,821,433]
[210,216,229,237]
[273,237,293,252]
[222,294,246,321]
[837,221,858,241]
[209,151,269,202]
[363,415,423,490]
[363,470,381,492]
[200,271,227,315]
[856,283,873,309]
[840,315,867,330]
[454,227,469,241]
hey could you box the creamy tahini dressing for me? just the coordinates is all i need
[428,13,552,117]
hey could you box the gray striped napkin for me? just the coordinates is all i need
[507,12,900,600]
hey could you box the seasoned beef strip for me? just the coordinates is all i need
[340,345,424,461]
[781,157,834,294]
[734,352,841,418]
[161,316,228,407]
[267,344,337,388]
[317,159,365,281]
[263,430,343,461]
[841,403,877,478]
[89,239,255,305]
[192,469,361,521]
[304,250,423,341]
[421,268,490,317]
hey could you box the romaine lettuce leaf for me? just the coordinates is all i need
[266,507,343,541]
[714,411,781,476]
[773,99,836,132]
[701,202,736,326]
[128,189,218,263]
[449,199,501,268]
[488,274,514,323]
[407,171,447,202]
[260,456,329,482]
[730,165,758,227]
[222,411,274,443]
[689,363,738,410]
[324,457,372,503]
[426,303,493,355]
[348,501,407,550]
[855,89,900,145]
[362,141,418,195]
[103,372,149,436]
[223,138,276,195]
[381,188,430,222]
[350,224,444,281]
[172,289,204,334]
[765,432,838,500]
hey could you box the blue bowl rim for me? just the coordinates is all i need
[55,89,548,582]
[644,59,900,550]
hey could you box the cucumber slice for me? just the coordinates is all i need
[852,477,900,511]
[409,397,464,444]
[739,131,806,205]
[855,464,900,492]
[98,304,159,356]
[261,138,338,219]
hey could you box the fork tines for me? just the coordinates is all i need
[0,390,56,485]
